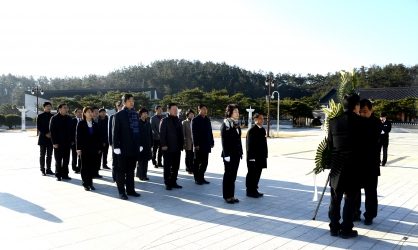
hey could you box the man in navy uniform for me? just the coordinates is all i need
[379,112,391,166]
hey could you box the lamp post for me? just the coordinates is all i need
[31,86,44,135]
[271,90,280,136]
[265,75,275,137]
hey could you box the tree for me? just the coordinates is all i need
[0,103,19,115]
[5,114,21,129]
[0,114,5,126]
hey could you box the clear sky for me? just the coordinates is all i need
[1,0,417,78]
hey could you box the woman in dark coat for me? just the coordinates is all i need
[136,108,154,180]
[220,104,243,204]
[76,106,102,191]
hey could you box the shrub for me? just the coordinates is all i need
[5,114,21,129]
[311,117,322,126]
[0,114,5,126]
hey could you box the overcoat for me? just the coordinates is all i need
[182,119,193,151]
[112,109,141,156]
[137,120,153,161]
[191,115,214,153]
[220,120,243,162]
[76,120,101,155]
[246,125,268,168]
[160,116,185,153]
[37,112,54,146]
[49,113,72,149]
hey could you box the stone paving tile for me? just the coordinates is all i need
[1,130,417,249]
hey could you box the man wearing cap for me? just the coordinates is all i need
[379,112,391,166]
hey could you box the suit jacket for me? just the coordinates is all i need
[108,114,115,145]
[160,116,185,153]
[138,120,153,161]
[363,115,384,178]
[37,112,54,146]
[112,109,141,156]
[191,115,214,153]
[246,125,268,168]
[220,120,243,161]
[49,113,72,149]
[151,114,163,140]
[99,116,109,145]
[182,119,193,151]
[328,112,368,192]
[71,117,81,144]
[379,119,391,146]
[76,120,101,155]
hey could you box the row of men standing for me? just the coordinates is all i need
[37,102,110,179]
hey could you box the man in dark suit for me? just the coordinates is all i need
[151,105,163,168]
[49,103,73,181]
[379,112,391,166]
[37,102,54,176]
[328,93,367,239]
[245,113,268,198]
[191,104,214,185]
[71,108,82,174]
[91,106,102,178]
[98,108,110,170]
[112,94,141,200]
[356,99,384,226]
[160,103,185,190]
[109,101,122,182]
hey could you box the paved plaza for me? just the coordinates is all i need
[0,128,417,249]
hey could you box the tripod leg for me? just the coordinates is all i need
[312,176,330,220]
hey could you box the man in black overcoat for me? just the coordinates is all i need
[356,99,384,225]
[112,94,141,200]
[379,112,391,166]
[49,103,73,181]
[109,101,122,182]
[160,103,185,190]
[71,108,82,173]
[328,93,367,239]
[37,102,54,176]
[99,108,110,170]
[191,104,214,185]
[245,113,268,198]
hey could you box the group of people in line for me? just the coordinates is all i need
[37,92,392,239]
[327,93,391,239]
[37,93,268,203]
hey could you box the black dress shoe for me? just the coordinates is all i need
[46,170,54,175]
[195,180,203,185]
[172,184,182,188]
[93,175,103,179]
[364,218,373,225]
[202,179,210,184]
[74,171,80,174]
[139,177,144,181]
[330,230,340,237]
[166,186,172,190]
[62,176,72,180]
[144,177,149,181]
[340,230,358,239]
[103,166,111,169]
[56,177,61,181]
[258,192,264,197]
[84,186,90,191]
[154,165,158,168]
[233,198,239,203]
[158,164,163,168]
[89,186,96,190]
[247,193,259,198]
[225,199,234,204]
[127,192,140,197]
[42,172,46,176]
[119,194,128,200]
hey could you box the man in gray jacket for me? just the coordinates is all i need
[151,105,163,168]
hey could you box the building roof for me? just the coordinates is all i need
[24,88,158,100]
[320,87,418,105]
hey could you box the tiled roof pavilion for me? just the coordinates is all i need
[320,86,418,105]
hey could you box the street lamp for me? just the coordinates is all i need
[265,75,275,137]
[271,91,280,136]
[31,86,44,135]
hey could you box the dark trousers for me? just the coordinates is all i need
[380,143,388,165]
[152,140,162,165]
[71,144,81,172]
[81,154,95,187]
[185,150,194,172]
[111,152,117,182]
[355,176,378,220]
[136,160,149,178]
[101,143,109,167]
[328,187,359,233]
[194,151,209,181]
[222,159,240,199]
[115,155,137,195]
[245,160,263,194]
[95,151,101,176]
[39,144,53,172]
[163,150,181,186]
[54,147,71,178]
